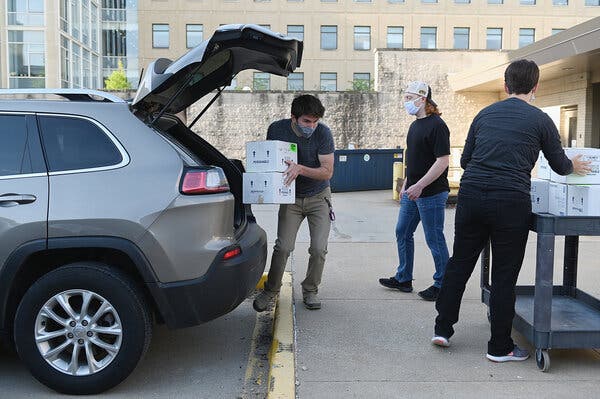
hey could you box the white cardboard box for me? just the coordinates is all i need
[567,185,600,217]
[243,172,295,204]
[245,140,298,173]
[548,182,568,216]
[536,152,551,180]
[530,178,550,214]
[550,147,600,185]
[450,147,463,168]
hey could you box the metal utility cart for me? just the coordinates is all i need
[480,213,600,372]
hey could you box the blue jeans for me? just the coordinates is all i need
[395,191,449,288]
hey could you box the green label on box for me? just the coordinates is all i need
[290,143,297,152]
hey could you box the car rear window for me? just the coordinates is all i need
[38,115,123,172]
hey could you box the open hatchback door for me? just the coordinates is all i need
[131,24,303,121]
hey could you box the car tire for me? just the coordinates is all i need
[14,262,152,395]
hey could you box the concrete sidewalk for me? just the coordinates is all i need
[253,190,600,399]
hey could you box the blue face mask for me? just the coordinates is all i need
[296,123,316,139]
[404,99,422,115]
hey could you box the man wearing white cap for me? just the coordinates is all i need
[379,81,451,301]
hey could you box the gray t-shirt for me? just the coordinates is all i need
[267,118,335,198]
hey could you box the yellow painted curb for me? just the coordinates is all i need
[267,271,296,399]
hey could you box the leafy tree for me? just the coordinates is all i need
[104,60,131,90]
[348,79,374,92]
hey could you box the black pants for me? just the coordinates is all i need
[434,184,531,356]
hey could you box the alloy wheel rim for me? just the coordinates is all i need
[34,289,123,376]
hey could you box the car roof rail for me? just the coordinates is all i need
[0,89,127,103]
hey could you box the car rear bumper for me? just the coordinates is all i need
[147,221,267,329]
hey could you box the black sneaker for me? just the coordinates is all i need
[379,277,413,292]
[418,285,440,301]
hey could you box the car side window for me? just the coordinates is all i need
[38,115,123,172]
[0,114,33,177]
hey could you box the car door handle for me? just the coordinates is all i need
[0,193,37,207]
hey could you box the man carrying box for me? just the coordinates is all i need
[253,94,335,311]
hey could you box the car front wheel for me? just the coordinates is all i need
[14,262,152,394]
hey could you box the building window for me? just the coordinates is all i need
[253,72,270,90]
[60,36,70,88]
[321,0,337,2]
[352,73,371,91]
[287,72,304,90]
[488,0,503,3]
[152,24,170,48]
[321,26,337,50]
[486,28,502,50]
[354,0,372,2]
[82,0,90,46]
[387,26,404,48]
[186,24,203,48]
[552,0,568,4]
[320,73,337,91]
[388,0,405,3]
[91,3,99,52]
[71,0,81,39]
[585,0,599,5]
[7,0,44,26]
[520,0,535,4]
[420,27,437,49]
[454,0,471,3]
[287,25,304,41]
[60,0,69,31]
[453,27,469,49]
[259,24,271,30]
[421,0,438,3]
[519,28,535,48]
[552,28,565,35]
[354,26,371,51]
[8,30,46,88]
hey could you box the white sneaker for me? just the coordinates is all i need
[431,336,450,348]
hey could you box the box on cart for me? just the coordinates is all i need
[548,182,568,216]
[245,140,298,173]
[243,172,295,204]
[567,185,600,217]
[550,148,600,185]
[531,178,550,214]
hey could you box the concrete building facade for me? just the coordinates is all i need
[136,0,599,91]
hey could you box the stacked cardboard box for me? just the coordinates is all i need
[242,140,298,204]
[533,148,600,216]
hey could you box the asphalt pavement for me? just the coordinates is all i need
[252,190,600,399]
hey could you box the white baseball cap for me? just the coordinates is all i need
[405,81,437,107]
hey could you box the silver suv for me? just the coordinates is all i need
[0,24,302,394]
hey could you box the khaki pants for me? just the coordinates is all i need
[264,187,332,296]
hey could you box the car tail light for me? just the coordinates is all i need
[223,246,241,260]
[180,167,230,194]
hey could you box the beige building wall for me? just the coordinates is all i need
[137,0,598,91]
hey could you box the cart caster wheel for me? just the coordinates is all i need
[535,349,550,372]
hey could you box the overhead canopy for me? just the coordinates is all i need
[450,17,600,93]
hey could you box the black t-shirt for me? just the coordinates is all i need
[461,97,573,195]
[405,114,451,197]
[267,119,335,198]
